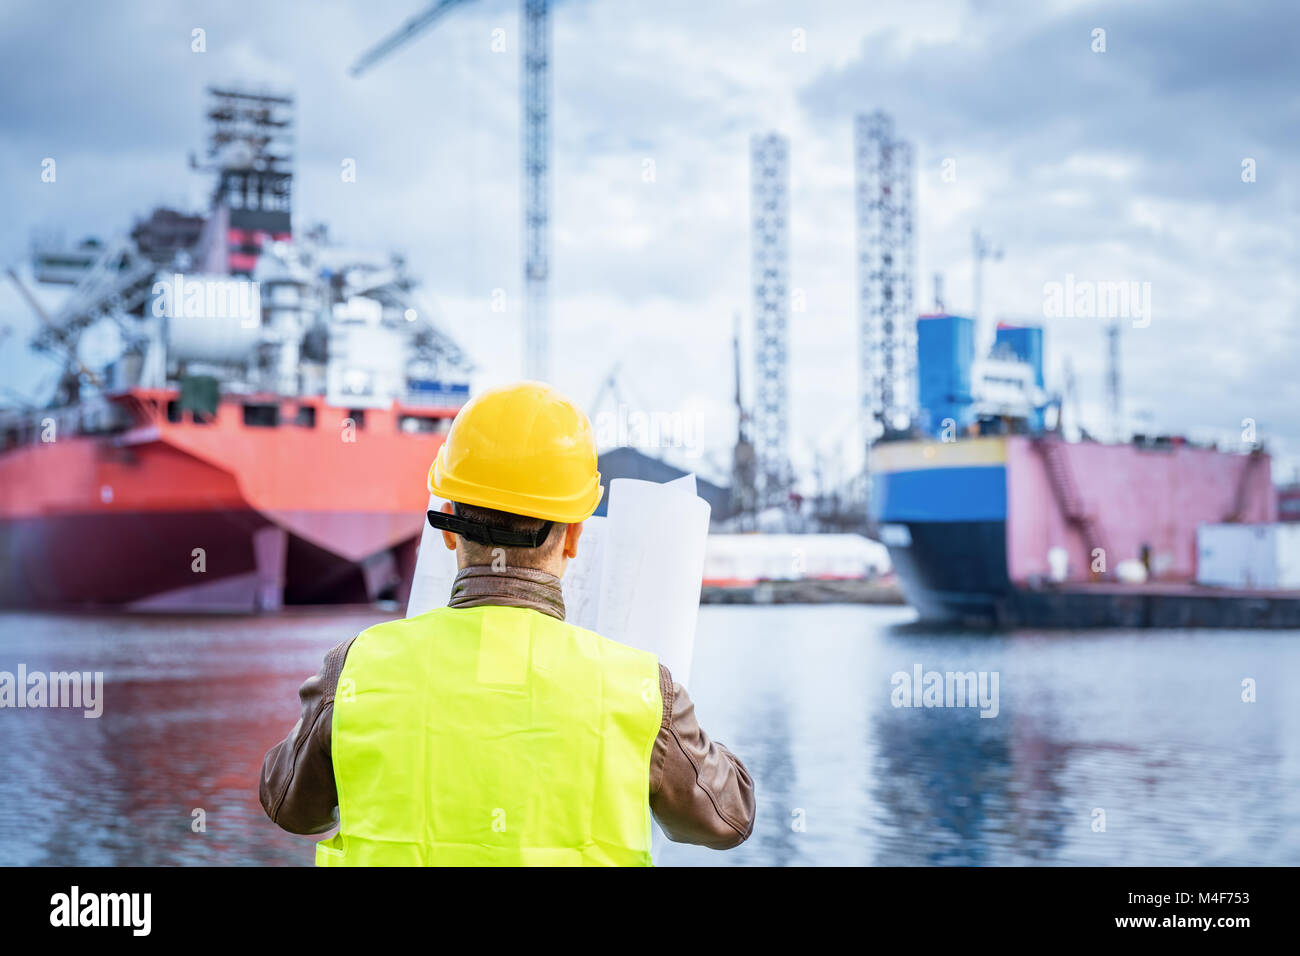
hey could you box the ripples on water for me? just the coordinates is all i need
[0,605,1295,866]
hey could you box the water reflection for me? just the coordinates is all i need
[746,695,799,867]
[1,606,1296,866]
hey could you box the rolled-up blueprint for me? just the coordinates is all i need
[589,475,710,688]
[405,494,457,620]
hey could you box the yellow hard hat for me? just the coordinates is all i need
[427,381,603,524]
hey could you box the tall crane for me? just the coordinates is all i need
[854,110,915,492]
[729,311,757,524]
[352,0,552,381]
[749,132,791,507]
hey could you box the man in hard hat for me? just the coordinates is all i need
[259,382,755,865]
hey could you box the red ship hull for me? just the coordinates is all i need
[0,390,456,611]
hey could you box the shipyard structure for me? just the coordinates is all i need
[0,89,471,611]
[870,313,1293,628]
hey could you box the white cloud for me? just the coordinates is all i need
[2,0,1298,483]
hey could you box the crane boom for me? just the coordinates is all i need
[6,267,103,388]
[351,0,552,380]
[350,0,475,76]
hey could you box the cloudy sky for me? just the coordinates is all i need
[2,0,1297,485]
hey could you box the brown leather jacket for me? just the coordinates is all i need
[259,565,756,852]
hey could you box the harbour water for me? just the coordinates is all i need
[0,605,1295,866]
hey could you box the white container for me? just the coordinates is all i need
[1196,523,1300,590]
[703,533,891,583]
[158,275,263,362]
[1276,524,1300,588]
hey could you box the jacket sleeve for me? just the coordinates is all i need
[258,638,355,835]
[649,664,756,849]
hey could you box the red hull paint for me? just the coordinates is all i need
[0,510,270,609]
[0,390,455,610]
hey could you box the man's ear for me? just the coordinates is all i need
[563,521,583,560]
[439,501,458,552]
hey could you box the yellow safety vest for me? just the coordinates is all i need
[316,605,662,866]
